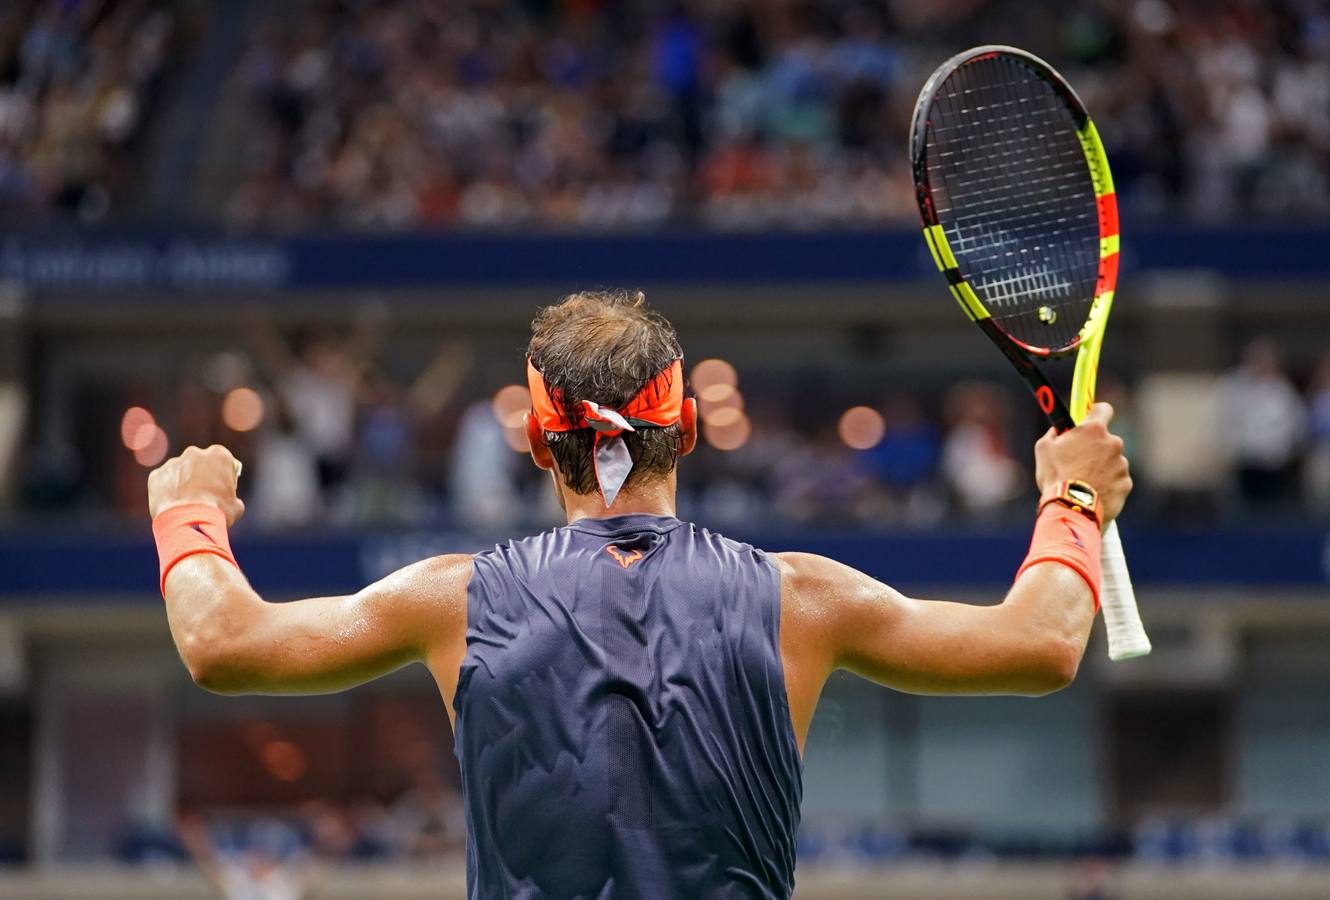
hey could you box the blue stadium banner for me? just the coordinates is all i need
[6,227,1330,294]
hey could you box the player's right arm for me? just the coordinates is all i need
[148,445,470,715]
[777,404,1131,718]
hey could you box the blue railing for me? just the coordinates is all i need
[2,524,1325,600]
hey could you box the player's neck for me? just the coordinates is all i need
[561,476,677,524]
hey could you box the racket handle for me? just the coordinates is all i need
[1099,520,1151,660]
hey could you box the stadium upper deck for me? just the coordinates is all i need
[2,0,1329,230]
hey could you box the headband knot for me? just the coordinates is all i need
[581,401,635,434]
[527,358,684,507]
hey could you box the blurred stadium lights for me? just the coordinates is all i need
[704,413,752,452]
[490,385,530,429]
[699,388,744,424]
[690,359,738,400]
[260,740,308,784]
[491,384,532,452]
[132,425,169,468]
[221,388,265,433]
[839,406,887,450]
[119,407,157,451]
[704,406,744,429]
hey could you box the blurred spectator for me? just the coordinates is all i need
[0,0,181,223]
[210,0,1330,232]
[384,765,465,861]
[860,394,943,524]
[249,396,323,530]
[179,813,319,900]
[1305,352,1330,514]
[1068,859,1116,900]
[4,1,1330,229]
[940,382,1023,517]
[1219,338,1307,509]
[449,399,521,529]
[250,311,387,501]
[349,371,422,524]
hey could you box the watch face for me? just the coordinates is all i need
[1067,483,1095,507]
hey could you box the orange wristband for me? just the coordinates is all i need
[1016,501,1102,614]
[152,503,238,597]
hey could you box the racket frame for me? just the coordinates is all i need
[911,45,1151,660]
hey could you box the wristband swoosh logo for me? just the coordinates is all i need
[1062,518,1086,549]
[189,522,220,546]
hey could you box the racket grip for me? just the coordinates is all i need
[1099,520,1151,660]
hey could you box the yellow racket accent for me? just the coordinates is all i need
[1076,120,1116,196]
[948,281,989,322]
[1099,234,1120,257]
[1070,290,1113,422]
[923,225,990,322]
[924,224,958,270]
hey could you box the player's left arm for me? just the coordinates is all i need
[149,446,470,705]
[777,406,1130,701]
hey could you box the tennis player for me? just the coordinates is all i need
[149,291,1131,899]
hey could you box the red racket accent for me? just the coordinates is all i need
[1096,193,1119,237]
[1097,252,1120,298]
[1036,385,1057,414]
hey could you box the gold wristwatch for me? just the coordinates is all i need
[1039,479,1101,527]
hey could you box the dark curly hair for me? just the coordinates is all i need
[527,290,684,496]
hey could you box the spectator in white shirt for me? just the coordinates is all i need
[1220,338,1308,508]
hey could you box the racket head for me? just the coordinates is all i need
[911,45,1119,386]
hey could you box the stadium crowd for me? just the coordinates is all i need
[0,0,183,223]
[3,0,1330,230]
[223,0,1330,230]
[19,316,1330,530]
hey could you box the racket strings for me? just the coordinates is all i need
[924,56,1099,351]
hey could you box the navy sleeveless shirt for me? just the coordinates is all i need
[454,514,803,899]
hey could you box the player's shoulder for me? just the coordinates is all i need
[685,520,763,558]
[471,525,564,570]
[770,551,853,584]
[770,551,891,610]
[367,552,474,603]
[419,552,475,586]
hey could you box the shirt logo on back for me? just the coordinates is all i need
[606,545,643,569]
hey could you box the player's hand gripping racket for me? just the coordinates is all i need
[910,45,1150,660]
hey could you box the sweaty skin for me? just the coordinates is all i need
[151,399,1131,753]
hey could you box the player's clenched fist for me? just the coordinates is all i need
[1033,402,1133,525]
[148,445,246,525]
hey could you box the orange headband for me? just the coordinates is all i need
[527,358,684,506]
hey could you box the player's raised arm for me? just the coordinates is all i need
[778,403,1131,701]
[147,445,469,706]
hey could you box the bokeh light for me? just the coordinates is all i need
[492,384,532,452]
[260,739,308,782]
[491,384,531,429]
[704,413,752,451]
[221,387,264,432]
[502,424,530,453]
[838,406,886,450]
[704,405,744,428]
[700,387,744,424]
[120,407,156,450]
[690,359,737,397]
[699,381,737,403]
[132,425,169,467]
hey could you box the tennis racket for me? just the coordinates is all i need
[909,45,1151,661]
